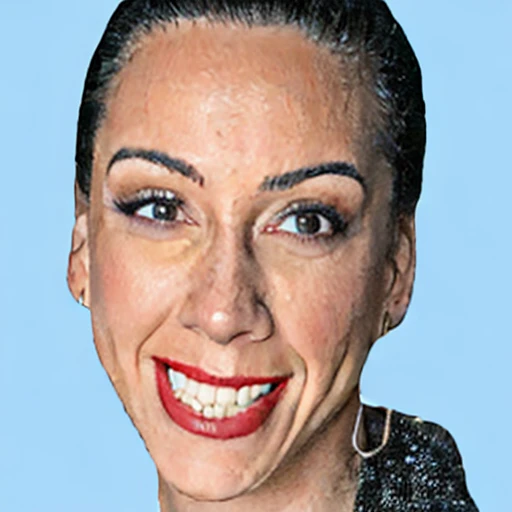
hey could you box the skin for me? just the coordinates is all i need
[68,21,415,512]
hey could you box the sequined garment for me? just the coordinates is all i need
[354,406,479,511]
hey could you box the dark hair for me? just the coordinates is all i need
[76,0,425,215]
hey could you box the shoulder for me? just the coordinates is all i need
[355,406,479,512]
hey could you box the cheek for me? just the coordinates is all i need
[269,247,373,379]
[89,228,191,369]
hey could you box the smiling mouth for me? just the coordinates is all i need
[153,357,289,439]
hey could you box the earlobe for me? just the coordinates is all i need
[67,211,90,308]
[385,215,416,330]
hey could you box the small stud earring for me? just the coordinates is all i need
[78,291,85,307]
[381,311,392,337]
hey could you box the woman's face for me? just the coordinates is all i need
[69,22,413,502]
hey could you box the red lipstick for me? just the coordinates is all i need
[153,358,289,439]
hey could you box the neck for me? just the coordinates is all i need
[158,391,362,512]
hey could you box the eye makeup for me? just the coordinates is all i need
[275,202,347,236]
[114,188,184,217]
[108,184,353,251]
[111,188,193,235]
[262,200,351,251]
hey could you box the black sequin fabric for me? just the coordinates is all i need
[354,407,479,511]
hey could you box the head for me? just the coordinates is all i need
[68,0,424,506]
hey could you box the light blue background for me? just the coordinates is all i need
[1,1,509,510]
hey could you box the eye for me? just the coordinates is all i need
[114,189,188,225]
[270,202,348,240]
[136,199,180,222]
[279,211,332,236]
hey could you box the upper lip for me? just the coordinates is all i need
[154,357,290,389]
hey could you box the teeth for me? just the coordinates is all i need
[168,369,177,389]
[190,397,203,413]
[167,369,278,418]
[167,369,187,390]
[236,386,252,407]
[197,383,216,405]
[214,403,226,419]
[250,384,262,400]
[182,392,193,407]
[226,404,241,417]
[174,371,187,390]
[185,379,199,398]
[216,387,237,405]
[203,405,215,419]
[260,383,272,395]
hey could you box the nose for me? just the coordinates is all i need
[177,236,274,346]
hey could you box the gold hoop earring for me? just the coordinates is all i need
[381,311,392,337]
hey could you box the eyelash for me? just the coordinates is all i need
[271,202,348,242]
[113,189,348,242]
[114,188,187,225]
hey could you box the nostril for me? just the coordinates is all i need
[248,300,274,342]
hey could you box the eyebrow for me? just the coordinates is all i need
[107,148,364,193]
[259,162,365,192]
[107,148,205,186]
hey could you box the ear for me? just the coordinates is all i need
[67,183,90,307]
[384,215,416,330]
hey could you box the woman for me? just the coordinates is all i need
[67,0,478,510]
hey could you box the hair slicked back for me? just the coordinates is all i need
[76,0,425,215]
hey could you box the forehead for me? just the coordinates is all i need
[97,21,368,175]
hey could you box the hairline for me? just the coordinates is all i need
[87,18,388,204]
[76,2,424,217]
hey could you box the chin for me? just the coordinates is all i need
[155,449,272,503]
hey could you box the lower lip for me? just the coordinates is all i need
[154,361,288,439]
